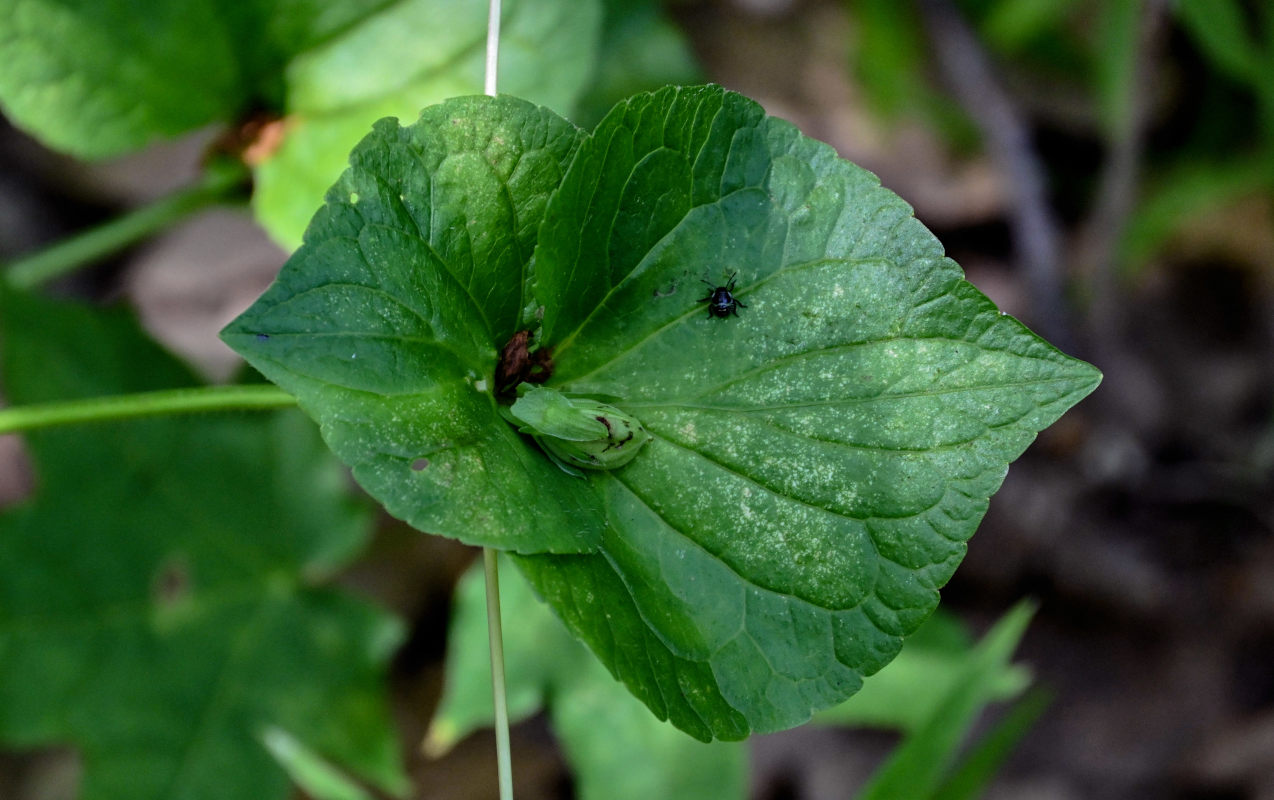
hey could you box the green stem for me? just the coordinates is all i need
[3,160,250,290]
[0,384,295,435]
[483,548,514,800]
[482,0,513,798]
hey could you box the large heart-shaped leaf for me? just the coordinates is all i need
[0,288,405,800]
[224,86,1099,741]
[516,85,1099,739]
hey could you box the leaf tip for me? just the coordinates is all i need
[421,720,458,759]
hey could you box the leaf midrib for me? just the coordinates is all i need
[618,374,1094,412]
[161,594,276,798]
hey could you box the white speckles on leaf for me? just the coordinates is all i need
[512,86,1099,739]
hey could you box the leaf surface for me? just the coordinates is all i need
[224,86,1099,741]
[0,289,405,800]
[516,85,1100,739]
[224,95,604,554]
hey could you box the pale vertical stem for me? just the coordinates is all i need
[483,549,514,800]
[482,2,512,797]
[485,0,502,97]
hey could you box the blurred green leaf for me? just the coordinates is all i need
[979,0,1074,52]
[813,610,1031,733]
[1176,0,1261,84]
[849,0,933,119]
[255,0,603,247]
[0,0,602,250]
[1121,154,1274,274]
[1175,0,1274,137]
[0,288,406,800]
[429,556,747,800]
[930,688,1051,800]
[1094,0,1139,141]
[848,0,979,146]
[0,0,389,158]
[262,727,375,800]
[572,0,702,128]
[426,561,569,751]
[855,602,1035,800]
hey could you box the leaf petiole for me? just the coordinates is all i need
[3,159,250,290]
[483,548,514,800]
[0,384,295,435]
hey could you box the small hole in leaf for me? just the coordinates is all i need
[349,191,360,204]
[411,458,429,471]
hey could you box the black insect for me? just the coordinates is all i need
[698,273,747,318]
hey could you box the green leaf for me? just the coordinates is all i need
[223,95,605,554]
[930,688,1051,800]
[224,86,1099,742]
[0,0,388,158]
[517,85,1098,740]
[846,0,932,119]
[1176,0,1262,85]
[812,609,1030,733]
[572,0,702,128]
[1120,154,1274,274]
[0,0,601,248]
[0,288,406,800]
[425,559,558,751]
[1093,0,1140,141]
[429,557,747,800]
[254,0,603,247]
[262,727,376,800]
[855,602,1035,800]
[980,0,1075,53]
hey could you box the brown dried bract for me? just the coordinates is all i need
[496,330,553,395]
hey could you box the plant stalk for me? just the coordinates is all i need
[485,0,502,97]
[3,160,249,290]
[0,384,295,435]
[483,549,514,800]
[482,2,514,799]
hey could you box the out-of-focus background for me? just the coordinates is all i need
[1,1,1272,798]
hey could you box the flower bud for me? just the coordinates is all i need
[505,386,651,473]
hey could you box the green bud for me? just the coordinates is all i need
[505,386,652,474]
